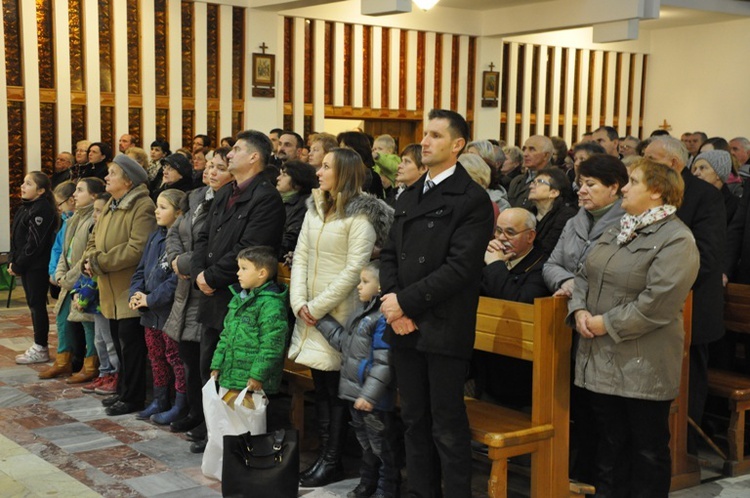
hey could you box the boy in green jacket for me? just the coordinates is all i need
[210,246,288,398]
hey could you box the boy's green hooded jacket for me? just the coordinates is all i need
[211,281,289,392]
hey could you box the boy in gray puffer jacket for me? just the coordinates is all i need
[316,260,399,498]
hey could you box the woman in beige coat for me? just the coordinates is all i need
[83,154,156,416]
[40,178,106,381]
[568,159,699,496]
[289,148,392,487]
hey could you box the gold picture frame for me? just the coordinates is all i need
[481,70,499,107]
[252,53,275,98]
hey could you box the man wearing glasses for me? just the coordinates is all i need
[481,207,549,303]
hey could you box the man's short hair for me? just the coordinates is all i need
[573,142,606,155]
[374,134,396,153]
[236,129,274,166]
[428,109,470,151]
[651,136,689,167]
[650,129,671,137]
[693,131,708,142]
[237,246,278,279]
[281,130,304,149]
[269,128,283,137]
[731,137,750,150]
[595,126,618,141]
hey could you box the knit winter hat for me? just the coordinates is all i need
[373,153,401,186]
[695,150,731,184]
[164,153,193,180]
[112,154,148,186]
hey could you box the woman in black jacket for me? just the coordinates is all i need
[276,159,318,260]
[528,167,578,256]
[151,153,194,201]
[10,171,59,364]
[81,142,112,181]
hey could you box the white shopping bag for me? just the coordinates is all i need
[201,377,268,480]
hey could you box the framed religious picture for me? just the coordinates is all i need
[252,52,275,98]
[481,70,499,107]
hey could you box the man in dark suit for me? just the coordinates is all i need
[380,109,494,497]
[645,136,726,452]
[191,129,285,451]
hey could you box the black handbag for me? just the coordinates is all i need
[222,428,299,498]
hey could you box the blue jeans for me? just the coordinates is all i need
[93,314,119,375]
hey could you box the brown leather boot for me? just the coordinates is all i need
[38,351,73,379]
[66,356,100,384]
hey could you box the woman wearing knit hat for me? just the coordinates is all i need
[691,149,739,224]
[81,154,156,416]
[151,153,194,201]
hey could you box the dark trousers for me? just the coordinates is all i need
[179,340,203,419]
[350,405,399,494]
[310,368,347,411]
[392,348,472,498]
[109,318,147,406]
[22,268,50,347]
[588,391,672,498]
[199,326,221,385]
[688,343,709,454]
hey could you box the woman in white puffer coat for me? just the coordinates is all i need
[289,147,393,488]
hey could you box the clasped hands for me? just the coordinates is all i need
[380,293,417,335]
[573,309,606,339]
[129,291,148,310]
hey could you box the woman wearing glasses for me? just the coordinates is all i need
[527,167,577,256]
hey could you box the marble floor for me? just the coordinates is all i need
[0,302,749,497]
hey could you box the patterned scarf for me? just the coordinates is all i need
[616,204,676,245]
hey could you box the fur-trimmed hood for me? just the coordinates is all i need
[308,189,394,246]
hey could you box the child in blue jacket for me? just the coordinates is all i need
[316,261,399,498]
[129,189,186,424]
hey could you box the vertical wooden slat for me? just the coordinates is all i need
[167,0,182,147]
[549,46,562,138]
[284,17,293,104]
[312,19,325,132]
[55,1,72,150]
[577,49,590,141]
[399,29,408,111]
[193,1,207,134]
[323,21,332,106]
[343,23,352,107]
[604,52,617,125]
[563,48,576,145]
[433,33,442,111]
[590,51,603,131]
[466,36,476,118]
[219,5,233,138]
[371,26,382,109]
[456,35,469,118]
[140,0,157,145]
[362,25,371,109]
[416,31,425,112]
[20,0,41,166]
[423,31,436,119]
[304,19,313,104]
[450,35,459,111]
[293,17,305,133]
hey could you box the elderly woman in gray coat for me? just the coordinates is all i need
[568,159,699,497]
[163,147,233,438]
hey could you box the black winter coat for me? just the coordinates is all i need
[677,168,727,345]
[381,163,495,359]
[10,197,57,274]
[280,191,310,257]
[534,202,578,256]
[727,179,750,283]
[480,246,550,303]
[192,173,285,330]
[80,161,108,181]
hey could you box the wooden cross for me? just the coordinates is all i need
[489,62,495,72]
[259,42,269,54]
[659,119,672,131]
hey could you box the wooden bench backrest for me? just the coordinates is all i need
[278,264,291,286]
[475,295,571,435]
[725,283,750,335]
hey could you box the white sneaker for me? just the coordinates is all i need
[15,344,50,364]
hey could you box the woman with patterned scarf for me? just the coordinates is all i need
[567,158,700,496]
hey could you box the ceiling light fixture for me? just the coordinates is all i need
[413,0,439,11]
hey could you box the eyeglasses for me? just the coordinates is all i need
[495,227,532,238]
[531,178,552,187]
[57,196,73,208]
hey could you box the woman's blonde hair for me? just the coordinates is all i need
[631,158,685,208]
[321,148,366,217]
[156,188,186,212]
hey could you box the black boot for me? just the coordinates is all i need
[300,404,347,487]
[300,399,331,480]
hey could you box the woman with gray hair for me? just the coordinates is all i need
[500,145,523,189]
[459,153,510,222]
[691,149,739,224]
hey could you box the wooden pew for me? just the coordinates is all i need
[669,292,702,490]
[706,283,750,476]
[467,295,571,498]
